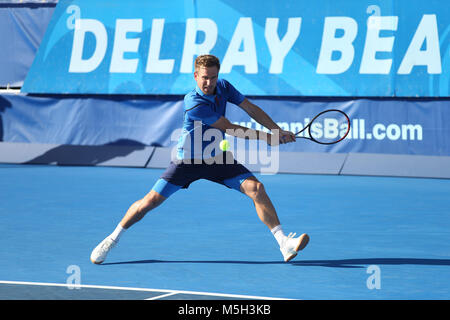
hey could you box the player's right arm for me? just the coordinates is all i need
[211,116,279,146]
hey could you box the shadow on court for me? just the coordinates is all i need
[23,139,149,165]
[102,258,450,268]
[292,258,450,268]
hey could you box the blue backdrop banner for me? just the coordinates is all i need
[2,93,449,156]
[21,0,450,97]
[0,5,55,87]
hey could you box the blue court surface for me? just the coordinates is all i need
[0,163,449,300]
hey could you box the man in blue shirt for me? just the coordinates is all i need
[91,55,309,264]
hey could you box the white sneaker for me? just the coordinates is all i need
[90,237,117,264]
[280,233,309,262]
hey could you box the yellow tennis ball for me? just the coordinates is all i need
[219,139,230,151]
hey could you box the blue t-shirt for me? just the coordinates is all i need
[177,79,245,160]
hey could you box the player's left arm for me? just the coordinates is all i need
[238,98,296,143]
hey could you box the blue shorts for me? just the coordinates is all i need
[151,152,254,198]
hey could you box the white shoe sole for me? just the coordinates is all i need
[285,233,310,262]
[90,238,116,265]
[90,258,104,265]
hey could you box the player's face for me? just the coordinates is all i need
[194,66,219,95]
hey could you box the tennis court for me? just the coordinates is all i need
[1,163,449,300]
[1,0,450,304]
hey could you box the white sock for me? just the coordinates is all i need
[271,225,286,247]
[109,223,126,242]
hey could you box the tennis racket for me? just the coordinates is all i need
[294,109,350,145]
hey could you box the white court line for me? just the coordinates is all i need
[145,292,179,300]
[0,280,292,300]
[0,88,21,94]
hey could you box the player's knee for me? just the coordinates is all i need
[245,180,266,201]
[139,191,165,213]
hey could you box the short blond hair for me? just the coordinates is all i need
[194,54,220,71]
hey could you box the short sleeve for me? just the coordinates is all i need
[222,79,245,105]
[186,104,221,126]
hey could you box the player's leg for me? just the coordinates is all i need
[120,189,166,229]
[239,176,309,262]
[239,176,280,229]
[90,160,190,264]
[217,155,309,262]
[218,159,282,232]
[90,178,181,264]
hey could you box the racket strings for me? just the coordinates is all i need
[296,110,350,144]
[312,112,349,142]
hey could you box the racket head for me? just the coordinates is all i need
[296,109,350,145]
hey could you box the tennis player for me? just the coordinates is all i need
[91,54,309,264]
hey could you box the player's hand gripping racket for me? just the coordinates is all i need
[295,109,351,145]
